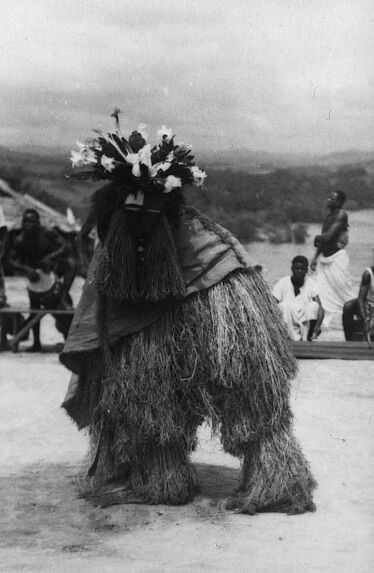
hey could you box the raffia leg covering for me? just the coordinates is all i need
[226,428,317,515]
[83,424,198,506]
[86,434,197,506]
[127,443,196,505]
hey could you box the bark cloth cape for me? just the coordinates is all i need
[60,207,316,513]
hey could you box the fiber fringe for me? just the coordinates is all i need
[93,210,139,301]
[80,268,315,509]
[138,214,185,302]
[93,210,185,304]
[227,427,317,514]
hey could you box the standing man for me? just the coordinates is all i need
[8,209,76,350]
[0,204,7,308]
[273,255,324,341]
[343,265,374,342]
[311,190,354,329]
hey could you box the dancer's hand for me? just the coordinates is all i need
[27,269,40,283]
[310,326,321,340]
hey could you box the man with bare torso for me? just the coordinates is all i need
[310,190,354,329]
[9,209,76,351]
[343,265,374,342]
[0,205,7,308]
[311,190,349,267]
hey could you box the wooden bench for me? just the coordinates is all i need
[291,340,374,360]
[0,307,74,352]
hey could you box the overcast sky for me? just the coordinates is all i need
[0,0,373,154]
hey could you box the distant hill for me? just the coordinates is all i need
[4,143,374,172]
[195,148,374,173]
[1,144,373,242]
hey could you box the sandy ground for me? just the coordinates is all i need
[1,279,374,572]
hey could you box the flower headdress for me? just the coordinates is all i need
[72,110,207,306]
[70,108,207,195]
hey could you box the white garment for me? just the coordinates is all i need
[272,276,320,341]
[315,249,355,314]
[0,205,6,229]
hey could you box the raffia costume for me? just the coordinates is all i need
[61,121,316,514]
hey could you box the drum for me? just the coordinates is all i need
[26,270,63,308]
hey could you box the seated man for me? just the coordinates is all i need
[273,255,324,341]
[8,208,76,351]
[343,265,374,342]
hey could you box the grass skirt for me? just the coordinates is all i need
[82,268,316,512]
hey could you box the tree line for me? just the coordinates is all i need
[1,148,373,244]
[187,164,374,242]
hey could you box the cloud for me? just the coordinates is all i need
[0,0,373,153]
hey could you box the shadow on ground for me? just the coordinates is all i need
[1,461,240,555]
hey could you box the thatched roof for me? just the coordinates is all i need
[0,177,79,233]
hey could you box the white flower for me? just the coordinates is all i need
[100,155,116,172]
[76,140,101,155]
[150,161,172,177]
[76,140,87,151]
[138,144,152,167]
[137,123,148,140]
[191,165,207,187]
[130,144,152,177]
[70,145,97,167]
[86,139,102,151]
[157,125,173,141]
[132,163,141,177]
[70,149,86,168]
[83,148,97,165]
[125,153,139,165]
[163,175,182,193]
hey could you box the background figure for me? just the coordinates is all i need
[343,264,374,342]
[8,208,76,351]
[311,190,354,330]
[273,255,324,341]
[0,205,7,308]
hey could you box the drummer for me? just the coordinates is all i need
[8,209,76,351]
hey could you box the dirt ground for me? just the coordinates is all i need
[1,278,373,572]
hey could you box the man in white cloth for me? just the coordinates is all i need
[310,190,355,329]
[273,256,324,341]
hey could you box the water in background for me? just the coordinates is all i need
[246,209,374,291]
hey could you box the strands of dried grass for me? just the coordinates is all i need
[93,210,139,301]
[229,427,317,514]
[79,267,316,509]
[93,210,186,304]
[138,214,186,302]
